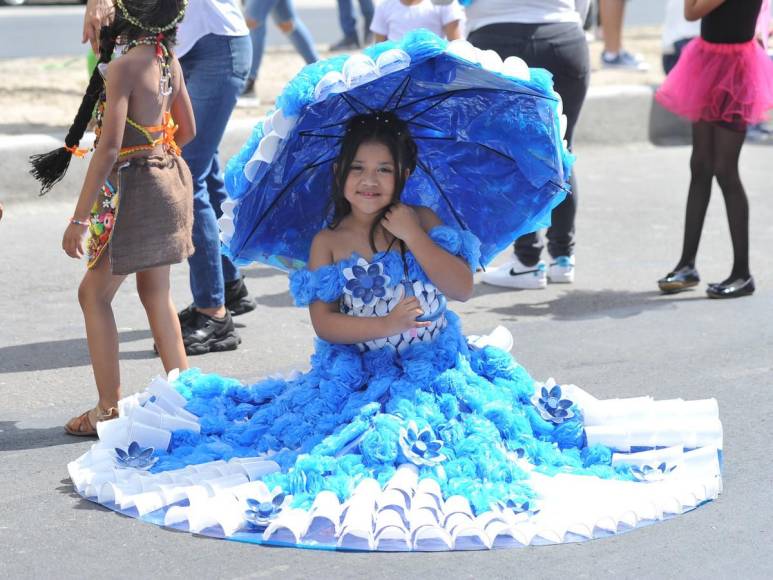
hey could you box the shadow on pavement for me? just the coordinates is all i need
[0,422,93,452]
[0,330,154,373]
[479,288,705,321]
[254,290,294,308]
[243,267,285,280]
[57,479,108,512]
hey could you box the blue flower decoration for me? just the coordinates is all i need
[494,498,540,517]
[343,260,390,306]
[245,492,286,529]
[533,379,574,424]
[140,395,157,407]
[114,441,157,470]
[631,462,677,483]
[399,421,446,466]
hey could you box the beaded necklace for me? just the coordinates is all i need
[122,35,173,96]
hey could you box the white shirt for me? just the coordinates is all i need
[465,0,581,35]
[176,0,249,58]
[371,0,465,42]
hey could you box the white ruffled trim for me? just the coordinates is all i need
[69,359,722,551]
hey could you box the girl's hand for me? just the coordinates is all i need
[385,296,431,335]
[62,223,88,259]
[381,203,423,244]
[83,0,115,53]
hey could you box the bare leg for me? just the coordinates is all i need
[712,123,750,281]
[137,265,189,374]
[600,0,624,54]
[676,122,715,270]
[78,254,127,410]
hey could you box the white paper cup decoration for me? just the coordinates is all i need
[313,70,347,102]
[269,108,297,139]
[446,39,479,64]
[244,131,281,181]
[502,56,530,81]
[376,48,412,76]
[477,49,504,74]
[342,54,380,89]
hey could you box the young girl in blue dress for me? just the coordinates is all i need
[307,112,473,347]
[68,109,723,552]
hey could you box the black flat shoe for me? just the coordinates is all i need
[658,266,700,293]
[706,276,755,299]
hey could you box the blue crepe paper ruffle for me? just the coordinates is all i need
[155,309,619,515]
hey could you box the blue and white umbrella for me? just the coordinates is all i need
[219,30,572,272]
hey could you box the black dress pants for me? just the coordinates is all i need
[468,22,590,265]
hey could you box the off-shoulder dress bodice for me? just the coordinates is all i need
[288,225,481,353]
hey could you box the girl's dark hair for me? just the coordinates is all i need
[29,0,185,195]
[328,112,418,253]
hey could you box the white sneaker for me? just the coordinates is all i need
[548,255,575,283]
[481,257,547,289]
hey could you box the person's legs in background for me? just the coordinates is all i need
[244,0,277,96]
[599,0,649,71]
[205,157,257,315]
[358,0,374,45]
[330,0,361,50]
[657,121,713,294]
[179,33,254,354]
[707,122,754,296]
[243,0,318,96]
[540,27,589,284]
[274,0,319,65]
[471,22,589,289]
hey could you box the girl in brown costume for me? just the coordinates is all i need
[30,0,196,436]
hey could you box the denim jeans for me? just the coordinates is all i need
[179,33,251,308]
[245,0,319,81]
[469,22,590,264]
[337,0,374,39]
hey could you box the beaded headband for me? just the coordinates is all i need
[115,0,188,34]
[347,112,405,136]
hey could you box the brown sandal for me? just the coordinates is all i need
[64,405,119,437]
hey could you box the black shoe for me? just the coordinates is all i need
[330,35,360,51]
[658,266,700,294]
[177,304,198,331]
[183,310,241,356]
[224,275,257,317]
[706,276,755,299]
[241,77,256,96]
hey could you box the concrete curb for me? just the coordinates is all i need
[0,85,690,203]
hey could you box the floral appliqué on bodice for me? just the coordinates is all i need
[340,258,447,353]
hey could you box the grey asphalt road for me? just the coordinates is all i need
[0,0,673,59]
[1,141,772,578]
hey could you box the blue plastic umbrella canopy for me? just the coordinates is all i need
[220,30,572,272]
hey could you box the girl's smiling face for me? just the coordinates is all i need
[342,141,397,217]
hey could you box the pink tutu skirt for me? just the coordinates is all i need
[656,37,773,126]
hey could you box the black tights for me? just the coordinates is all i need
[676,121,750,282]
